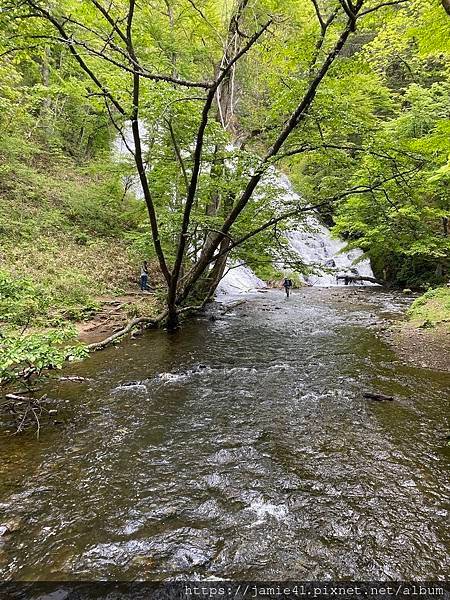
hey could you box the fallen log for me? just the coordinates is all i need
[337,275,384,285]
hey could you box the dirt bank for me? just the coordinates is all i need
[76,292,160,344]
[384,322,450,373]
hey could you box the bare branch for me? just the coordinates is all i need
[104,99,135,157]
[310,0,325,30]
[359,0,409,16]
[125,0,171,284]
[88,0,128,45]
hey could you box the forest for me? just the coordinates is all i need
[0,0,449,583]
[1,0,449,342]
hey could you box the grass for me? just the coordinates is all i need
[408,286,450,329]
[0,141,162,333]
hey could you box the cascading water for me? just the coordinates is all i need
[113,127,375,294]
[216,264,266,297]
[218,172,376,294]
[286,220,375,287]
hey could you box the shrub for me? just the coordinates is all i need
[0,328,88,386]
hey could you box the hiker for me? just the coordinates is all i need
[140,261,149,291]
[282,277,293,298]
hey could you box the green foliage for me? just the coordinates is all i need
[0,270,49,326]
[408,286,450,327]
[1,0,449,310]
[0,328,88,386]
[329,2,450,287]
[251,262,284,283]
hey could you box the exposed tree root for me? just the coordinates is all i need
[85,298,220,351]
[86,311,168,351]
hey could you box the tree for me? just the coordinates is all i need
[1,0,415,327]
[333,0,450,286]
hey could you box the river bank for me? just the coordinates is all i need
[313,287,450,373]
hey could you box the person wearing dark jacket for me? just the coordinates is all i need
[282,277,293,298]
[140,261,149,291]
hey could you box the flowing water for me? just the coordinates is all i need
[1,289,449,581]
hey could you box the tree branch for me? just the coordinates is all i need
[125,0,171,284]
[167,17,274,311]
[359,0,409,16]
[179,6,364,302]
[23,1,126,116]
[166,118,190,193]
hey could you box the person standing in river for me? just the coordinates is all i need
[140,261,149,291]
[282,277,293,298]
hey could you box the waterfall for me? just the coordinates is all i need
[216,264,267,298]
[113,127,375,295]
[217,172,376,294]
[285,223,375,287]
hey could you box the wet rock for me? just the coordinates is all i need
[0,519,21,536]
[121,381,146,388]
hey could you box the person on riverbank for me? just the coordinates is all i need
[140,261,149,291]
[282,277,293,298]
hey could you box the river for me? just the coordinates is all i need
[0,288,449,580]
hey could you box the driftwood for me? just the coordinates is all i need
[337,275,384,285]
[5,393,35,402]
[1,393,49,438]
[363,392,394,402]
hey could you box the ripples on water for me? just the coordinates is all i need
[0,289,449,580]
